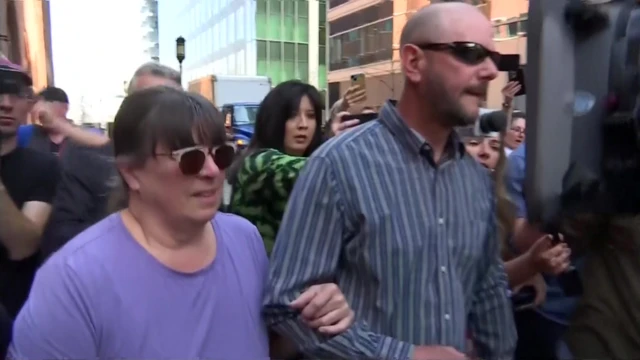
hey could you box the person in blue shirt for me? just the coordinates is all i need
[505,144,579,360]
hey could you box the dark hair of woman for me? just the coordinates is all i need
[227,80,325,183]
[107,86,226,212]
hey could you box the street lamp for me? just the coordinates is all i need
[175,36,186,83]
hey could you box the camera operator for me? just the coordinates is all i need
[0,59,60,318]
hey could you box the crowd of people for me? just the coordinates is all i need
[0,1,638,359]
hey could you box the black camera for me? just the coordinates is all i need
[526,0,640,221]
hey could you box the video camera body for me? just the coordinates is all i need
[526,0,640,223]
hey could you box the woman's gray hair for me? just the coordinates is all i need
[127,62,181,94]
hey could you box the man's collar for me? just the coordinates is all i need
[378,100,465,159]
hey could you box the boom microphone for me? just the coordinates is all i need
[477,110,508,134]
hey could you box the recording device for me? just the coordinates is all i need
[342,112,378,125]
[350,73,366,89]
[498,54,521,72]
[509,67,527,96]
[477,110,508,134]
[525,0,640,220]
[525,0,640,296]
[455,110,507,139]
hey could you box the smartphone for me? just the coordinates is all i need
[342,112,378,125]
[508,67,526,96]
[350,73,366,90]
[512,285,537,311]
[498,54,520,72]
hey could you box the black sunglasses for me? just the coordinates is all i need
[160,144,235,176]
[414,41,500,66]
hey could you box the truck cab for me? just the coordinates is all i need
[188,74,271,153]
[222,102,259,150]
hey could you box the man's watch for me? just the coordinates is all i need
[502,102,511,109]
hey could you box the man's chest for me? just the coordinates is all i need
[0,165,33,208]
[342,163,493,278]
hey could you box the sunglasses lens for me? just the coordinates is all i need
[453,44,488,65]
[213,145,235,170]
[179,149,206,175]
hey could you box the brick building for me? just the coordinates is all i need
[0,0,54,90]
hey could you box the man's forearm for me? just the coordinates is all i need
[268,317,414,359]
[0,186,41,259]
[60,123,109,147]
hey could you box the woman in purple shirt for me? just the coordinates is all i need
[9,87,353,359]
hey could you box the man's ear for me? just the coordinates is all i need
[400,44,425,84]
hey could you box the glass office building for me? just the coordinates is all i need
[142,0,159,61]
[158,0,326,90]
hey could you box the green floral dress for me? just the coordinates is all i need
[229,149,307,255]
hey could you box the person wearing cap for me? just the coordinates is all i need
[0,58,61,338]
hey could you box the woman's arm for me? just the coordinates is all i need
[504,253,538,288]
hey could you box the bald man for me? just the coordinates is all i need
[264,3,516,360]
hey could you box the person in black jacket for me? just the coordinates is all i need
[41,62,182,259]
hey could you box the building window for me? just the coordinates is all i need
[328,0,349,9]
[256,0,268,39]
[493,14,527,39]
[283,42,296,81]
[329,19,393,71]
[268,0,282,39]
[329,1,393,36]
[295,0,309,43]
[296,43,309,82]
[257,40,268,76]
[283,0,296,42]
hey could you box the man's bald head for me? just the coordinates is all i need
[400,2,487,46]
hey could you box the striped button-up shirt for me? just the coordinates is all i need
[263,101,516,359]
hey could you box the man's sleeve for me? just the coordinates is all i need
[468,197,517,359]
[25,154,61,204]
[8,258,98,359]
[505,151,527,218]
[263,156,414,359]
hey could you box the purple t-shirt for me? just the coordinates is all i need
[9,212,269,359]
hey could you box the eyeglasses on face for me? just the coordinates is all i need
[413,41,500,67]
[510,126,525,134]
[158,144,235,175]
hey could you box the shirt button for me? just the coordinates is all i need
[440,266,447,273]
[438,218,445,225]
[444,314,451,320]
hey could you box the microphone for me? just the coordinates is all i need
[477,110,508,134]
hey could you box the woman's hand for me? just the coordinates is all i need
[525,234,571,275]
[290,283,354,335]
[331,111,360,137]
[340,85,366,111]
[501,81,522,105]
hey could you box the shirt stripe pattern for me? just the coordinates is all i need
[263,101,517,360]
